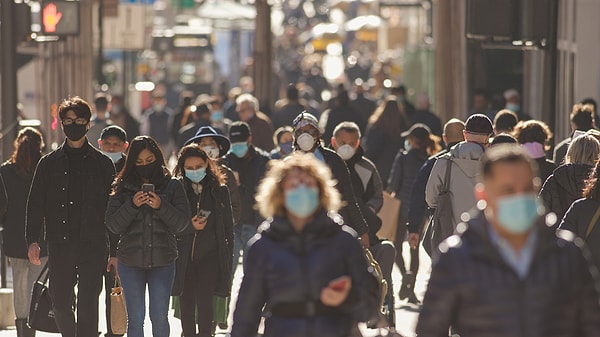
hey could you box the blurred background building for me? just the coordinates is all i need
[0,0,599,156]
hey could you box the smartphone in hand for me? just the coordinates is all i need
[142,183,155,194]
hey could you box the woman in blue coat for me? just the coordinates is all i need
[231,153,379,337]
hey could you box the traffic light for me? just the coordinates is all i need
[41,0,80,35]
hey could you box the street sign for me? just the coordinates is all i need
[41,0,80,35]
[103,3,146,50]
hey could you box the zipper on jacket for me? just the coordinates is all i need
[299,233,315,337]
[191,192,201,261]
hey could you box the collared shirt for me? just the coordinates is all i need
[488,225,538,279]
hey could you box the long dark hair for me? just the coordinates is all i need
[173,144,225,186]
[9,127,43,175]
[583,160,600,200]
[368,97,410,139]
[111,136,170,194]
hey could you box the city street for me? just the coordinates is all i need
[0,243,431,337]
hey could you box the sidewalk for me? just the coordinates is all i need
[0,243,430,337]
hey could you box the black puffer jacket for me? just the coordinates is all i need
[387,148,429,219]
[560,197,600,269]
[231,211,380,337]
[106,177,190,268]
[540,163,593,221]
[416,211,600,337]
[172,179,234,297]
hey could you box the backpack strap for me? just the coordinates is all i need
[585,205,600,241]
[441,156,453,194]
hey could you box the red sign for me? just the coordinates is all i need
[41,1,79,35]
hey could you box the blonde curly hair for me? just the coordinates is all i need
[255,153,342,218]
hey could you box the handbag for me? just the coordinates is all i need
[110,275,128,334]
[28,263,60,333]
[423,156,454,257]
[376,191,401,241]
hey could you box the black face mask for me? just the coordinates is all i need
[136,161,160,180]
[63,124,88,141]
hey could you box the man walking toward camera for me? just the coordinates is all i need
[26,97,116,337]
[417,145,600,336]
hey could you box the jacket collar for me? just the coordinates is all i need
[55,138,95,159]
[465,211,560,265]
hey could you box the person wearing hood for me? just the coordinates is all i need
[540,134,600,222]
[388,123,441,304]
[425,114,493,240]
[292,112,370,247]
[231,153,380,337]
[270,126,294,159]
[330,121,397,326]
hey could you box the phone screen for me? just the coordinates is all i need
[142,184,155,193]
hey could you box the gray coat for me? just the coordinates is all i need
[426,141,485,230]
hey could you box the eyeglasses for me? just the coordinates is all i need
[62,118,88,125]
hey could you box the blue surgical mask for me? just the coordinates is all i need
[506,103,520,113]
[285,184,320,218]
[230,142,249,158]
[103,151,123,163]
[185,167,207,183]
[279,141,293,155]
[496,194,542,234]
[404,139,411,151]
[211,110,224,123]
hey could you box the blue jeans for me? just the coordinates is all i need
[231,224,257,276]
[118,262,175,337]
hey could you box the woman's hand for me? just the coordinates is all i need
[146,191,162,209]
[320,275,352,307]
[191,215,208,230]
[133,191,149,207]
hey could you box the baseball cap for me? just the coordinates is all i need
[465,114,493,136]
[229,121,251,143]
[100,125,127,142]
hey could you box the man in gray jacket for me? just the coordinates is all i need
[425,114,492,240]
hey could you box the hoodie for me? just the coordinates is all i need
[540,163,593,221]
[425,141,486,229]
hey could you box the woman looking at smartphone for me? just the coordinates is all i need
[172,144,234,337]
[106,136,190,337]
[231,153,379,337]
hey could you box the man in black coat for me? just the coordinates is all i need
[416,145,600,337]
[26,97,116,337]
[292,112,370,247]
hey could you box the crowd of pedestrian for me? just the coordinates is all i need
[3,80,600,337]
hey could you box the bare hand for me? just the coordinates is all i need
[360,233,370,249]
[191,215,208,230]
[320,275,352,307]
[133,191,149,207]
[106,257,118,276]
[408,233,420,250]
[146,191,162,209]
[28,243,41,265]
